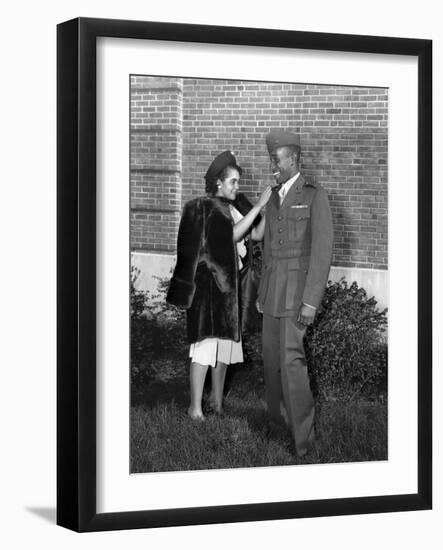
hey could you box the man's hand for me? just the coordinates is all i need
[297,303,316,326]
[256,300,263,314]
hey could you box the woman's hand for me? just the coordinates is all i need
[233,188,270,242]
[256,185,273,209]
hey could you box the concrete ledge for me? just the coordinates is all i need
[131,252,389,310]
[329,266,388,310]
[131,252,174,295]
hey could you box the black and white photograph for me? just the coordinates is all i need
[2,0,438,545]
[129,75,389,472]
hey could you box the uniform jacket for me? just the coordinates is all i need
[167,193,259,343]
[258,174,333,317]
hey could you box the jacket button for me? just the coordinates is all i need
[279,240,283,244]
[278,228,283,233]
[278,216,282,221]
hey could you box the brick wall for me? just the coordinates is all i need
[130,76,388,270]
[130,76,182,253]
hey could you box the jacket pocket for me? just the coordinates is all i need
[285,257,309,309]
[288,206,310,241]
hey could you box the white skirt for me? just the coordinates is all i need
[189,337,244,367]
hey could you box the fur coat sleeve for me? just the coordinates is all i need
[166,198,203,309]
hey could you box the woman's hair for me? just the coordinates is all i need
[205,163,243,195]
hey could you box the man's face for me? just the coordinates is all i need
[269,146,297,185]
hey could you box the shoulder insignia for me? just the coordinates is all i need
[303,178,318,188]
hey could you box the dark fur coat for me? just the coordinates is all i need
[166,193,260,344]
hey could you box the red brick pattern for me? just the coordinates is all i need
[130,77,388,269]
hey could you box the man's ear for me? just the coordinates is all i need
[294,149,301,165]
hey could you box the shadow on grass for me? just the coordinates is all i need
[130,355,387,472]
[131,376,189,409]
[131,356,259,410]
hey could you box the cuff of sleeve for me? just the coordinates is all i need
[303,302,317,310]
[166,278,196,309]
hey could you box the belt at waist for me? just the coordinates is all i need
[269,248,310,259]
[263,255,310,271]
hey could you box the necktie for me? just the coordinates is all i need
[279,185,286,205]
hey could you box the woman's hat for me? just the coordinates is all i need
[205,150,239,182]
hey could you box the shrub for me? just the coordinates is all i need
[305,278,388,401]
[131,267,187,382]
[130,267,151,380]
[132,268,388,402]
[147,275,188,354]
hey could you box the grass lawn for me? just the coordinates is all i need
[130,354,387,473]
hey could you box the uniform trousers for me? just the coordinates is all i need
[262,313,315,456]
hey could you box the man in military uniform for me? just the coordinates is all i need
[258,129,334,457]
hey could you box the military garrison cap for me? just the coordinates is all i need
[205,150,240,183]
[265,129,300,154]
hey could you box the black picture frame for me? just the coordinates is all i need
[57,17,432,532]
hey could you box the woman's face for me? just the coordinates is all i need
[216,167,240,201]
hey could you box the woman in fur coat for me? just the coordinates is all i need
[167,151,271,420]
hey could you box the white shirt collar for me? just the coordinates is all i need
[280,171,300,195]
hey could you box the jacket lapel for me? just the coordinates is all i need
[280,174,305,209]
